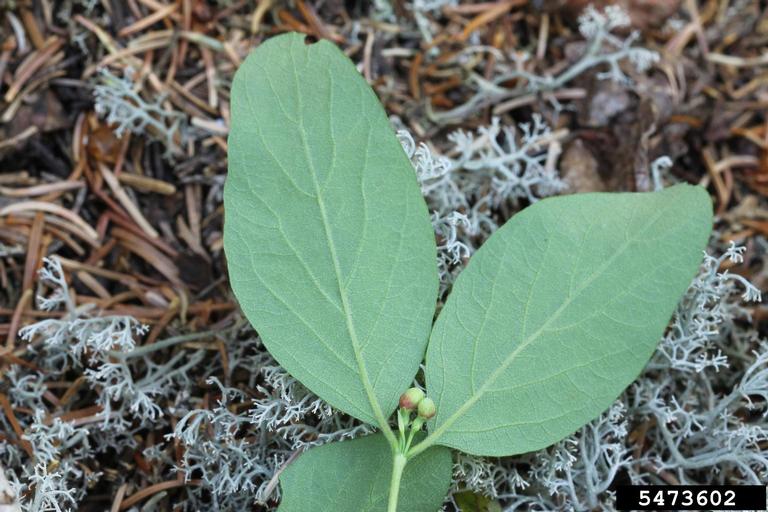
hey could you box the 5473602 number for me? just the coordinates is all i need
[616,485,766,510]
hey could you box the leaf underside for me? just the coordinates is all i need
[224,33,438,424]
[426,184,712,456]
[278,434,453,512]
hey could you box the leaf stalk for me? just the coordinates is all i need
[387,453,407,512]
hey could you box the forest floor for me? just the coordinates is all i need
[0,0,766,510]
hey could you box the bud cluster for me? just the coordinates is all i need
[396,387,437,453]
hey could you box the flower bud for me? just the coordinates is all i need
[399,387,425,410]
[417,397,436,419]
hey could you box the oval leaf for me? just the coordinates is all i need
[224,33,438,424]
[425,184,712,456]
[279,434,452,512]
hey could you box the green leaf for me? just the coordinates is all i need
[424,184,712,456]
[224,33,438,425]
[453,491,503,512]
[278,434,452,512]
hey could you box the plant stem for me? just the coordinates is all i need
[397,409,407,451]
[406,433,435,460]
[387,452,407,512]
[404,417,423,453]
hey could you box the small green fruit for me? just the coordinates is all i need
[418,397,436,419]
[399,387,425,411]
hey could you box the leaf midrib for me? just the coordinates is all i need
[289,41,392,436]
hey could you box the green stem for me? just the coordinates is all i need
[396,409,407,451]
[406,431,437,460]
[404,417,423,453]
[387,452,407,512]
